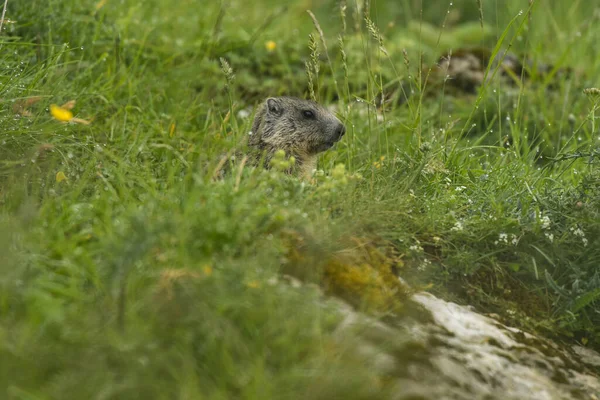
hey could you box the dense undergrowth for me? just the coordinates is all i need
[1,0,600,398]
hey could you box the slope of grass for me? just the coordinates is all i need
[1,0,600,397]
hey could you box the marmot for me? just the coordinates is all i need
[248,97,346,179]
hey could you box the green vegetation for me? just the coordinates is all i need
[1,0,599,397]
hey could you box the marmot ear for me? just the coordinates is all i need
[266,97,283,117]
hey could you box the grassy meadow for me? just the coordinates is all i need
[1,0,600,398]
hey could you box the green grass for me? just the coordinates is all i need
[2,0,600,398]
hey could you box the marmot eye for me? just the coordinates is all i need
[302,110,315,119]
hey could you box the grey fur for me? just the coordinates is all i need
[248,96,345,178]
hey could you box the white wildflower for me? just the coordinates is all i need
[417,258,432,272]
[451,221,464,232]
[237,109,251,119]
[545,232,554,243]
[409,245,422,252]
[570,226,588,247]
[410,239,423,253]
[540,214,551,230]
[497,233,508,244]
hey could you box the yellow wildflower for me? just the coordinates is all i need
[265,40,277,52]
[50,100,92,124]
[50,104,73,122]
[56,171,67,183]
[203,265,213,276]
[246,280,260,289]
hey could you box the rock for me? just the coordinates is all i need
[326,290,600,399]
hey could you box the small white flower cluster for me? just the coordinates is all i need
[570,226,588,247]
[540,214,551,230]
[409,238,424,253]
[417,258,431,272]
[237,108,251,119]
[539,213,553,243]
[495,233,518,246]
[451,221,464,232]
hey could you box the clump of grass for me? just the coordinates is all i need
[306,33,320,101]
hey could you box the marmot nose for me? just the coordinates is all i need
[335,123,346,139]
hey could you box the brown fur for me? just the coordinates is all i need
[248,97,345,179]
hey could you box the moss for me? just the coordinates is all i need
[279,230,408,312]
[323,240,408,312]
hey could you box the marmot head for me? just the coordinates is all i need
[249,97,346,160]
